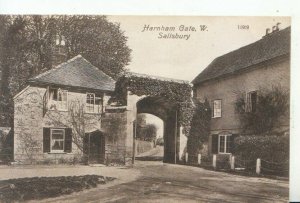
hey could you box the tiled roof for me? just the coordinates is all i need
[28,55,115,92]
[192,27,291,85]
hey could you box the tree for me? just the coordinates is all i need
[235,85,289,135]
[59,15,131,79]
[187,99,211,157]
[136,114,158,142]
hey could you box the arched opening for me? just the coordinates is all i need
[136,96,180,163]
[135,113,164,161]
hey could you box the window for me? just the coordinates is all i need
[211,134,237,154]
[212,100,222,118]
[218,134,232,154]
[43,128,72,153]
[86,93,102,113]
[246,91,257,112]
[51,129,65,152]
[49,88,68,110]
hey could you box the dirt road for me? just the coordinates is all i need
[37,160,288,203]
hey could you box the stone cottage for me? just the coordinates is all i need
[13,55,131,164]
[192,26,290,156]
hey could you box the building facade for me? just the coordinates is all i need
[192,26,290,156]
[13,55,130,164]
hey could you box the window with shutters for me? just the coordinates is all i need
[51,129,65,152]
[218,134,232,154]
[245,91,257,113]
[86,93,102,113]
[49,88,68,111]
[43,128,72,153]
[212,100,222,118]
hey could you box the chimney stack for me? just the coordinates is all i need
[52,34,67,67]
[263,22,281,38]
[276,22,281,31]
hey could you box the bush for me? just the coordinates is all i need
[156,137,164,146]
[187,99,211,159]
[233,135,289,163]
[235,85,289,134]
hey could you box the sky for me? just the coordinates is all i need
[108,16,291,131]
[108,16,291,82]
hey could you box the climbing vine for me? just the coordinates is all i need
[112,73,194,136]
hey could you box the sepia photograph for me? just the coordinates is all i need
[0,3,298,202]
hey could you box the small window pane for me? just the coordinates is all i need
[52,133,63,139]
[219,136,225,153]
[52,140,64,150]
[226,136,232,153]
[213,100,222,117]
[51,129,64,151]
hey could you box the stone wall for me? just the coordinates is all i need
[101,109,129,164]
[14,86,104,164]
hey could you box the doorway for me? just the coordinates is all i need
[84,130,105,164]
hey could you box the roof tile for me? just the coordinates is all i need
[28,55,115,92]
[192,27,290,85]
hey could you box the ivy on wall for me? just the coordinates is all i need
[235,85,289,135]
[112,73,194,135]
[187,99,211,158]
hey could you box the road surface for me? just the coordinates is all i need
[38,160,289,203]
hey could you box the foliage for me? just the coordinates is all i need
[113,74,194,135]
[18,132,40,164]
[235,85,289,134]
[187,99,211,156]
[233,134,289,164]
[136,114,158,141]
[0,129,13,162]
[0,15,131,126]
[0,175,115,202]
[68,101,86,152]
[156,137,164,146]
[136,124,158,142]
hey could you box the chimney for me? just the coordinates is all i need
[276,22,281,31]
[263,22,281,38]
[52,34,67,67]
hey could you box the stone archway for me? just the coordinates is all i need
[110,72,192,165]
[136,96,180,163]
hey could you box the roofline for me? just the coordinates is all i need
[29,55,84,81]
[13,85,30,100]
[192,26,291,85]
[125,72,190,84]
[29,54,116,83]
[27,81,115,93]
[192,53,290,86]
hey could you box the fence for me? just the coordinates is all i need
[184,152,289,176]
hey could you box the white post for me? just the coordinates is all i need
[231,156,235,170]
[256,158,261,175]
[213,154,217,169]
[185,152,188,163]
[198,154,201,165]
